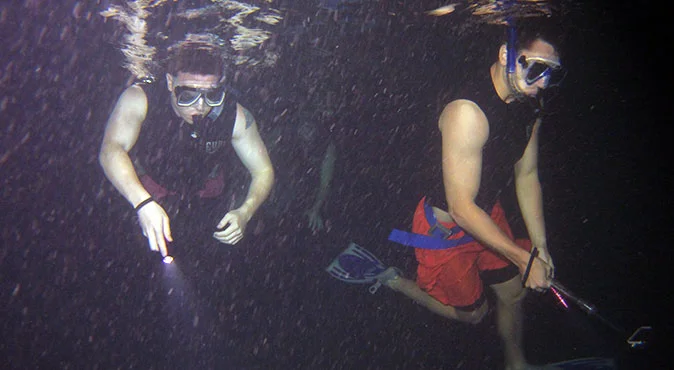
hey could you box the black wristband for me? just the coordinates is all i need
[521,247,539,288]
[134,197,155,212]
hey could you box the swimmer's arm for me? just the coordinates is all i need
[98,85,152,208]
[514,118,548,252]
[440,100,530,270]
[230,104,275,221]
[311,141,336,212]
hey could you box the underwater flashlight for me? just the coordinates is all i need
[163,256,174,264]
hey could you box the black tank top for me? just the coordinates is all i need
[436,70,537,212]
[130,81,238,194]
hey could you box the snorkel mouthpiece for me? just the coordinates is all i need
[190,115,202,139]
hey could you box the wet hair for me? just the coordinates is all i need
[510,18,565,57]
[166,45,226,79]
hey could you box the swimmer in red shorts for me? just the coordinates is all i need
[377,22,562,370]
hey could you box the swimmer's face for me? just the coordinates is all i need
[167,72,222,124]
[512,39,560,97]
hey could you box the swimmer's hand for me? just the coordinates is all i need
[137,201,172,257]
[536,248,555,277]
[305,208,324,233]
[521,254,554,293]
[213,208,249,245]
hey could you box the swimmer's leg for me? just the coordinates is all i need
[381,270,488,325]
[490,275,528,370]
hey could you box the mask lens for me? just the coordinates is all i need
[524,59,565,87]
[526,62,550,83]
[175,87,201,106]
[204,88,226,106]
[547,67,567,87]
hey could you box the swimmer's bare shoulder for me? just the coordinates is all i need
[439,99,488,139]
[103,84,149,151]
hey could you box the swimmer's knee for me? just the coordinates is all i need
[493,279,527,306]
[456,301,488,324]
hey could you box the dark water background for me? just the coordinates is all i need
[1,1,669,369]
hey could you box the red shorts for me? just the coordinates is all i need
[413,197,531,310]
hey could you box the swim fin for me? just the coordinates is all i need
[325,242,387,294]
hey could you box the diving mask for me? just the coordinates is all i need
[517,56,566,87]
[174,85,226,107]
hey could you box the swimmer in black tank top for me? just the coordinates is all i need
[100,44,274,257]
[376,21,565,370]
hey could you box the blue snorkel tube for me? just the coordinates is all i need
[500,0,532,100]
[506,17,544,112]
[505,17,526,100]
[498,0,517,84]
[506,20,517,76]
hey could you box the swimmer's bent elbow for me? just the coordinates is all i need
[447,199,474,227]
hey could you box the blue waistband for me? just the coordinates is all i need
[388,200,475,250]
